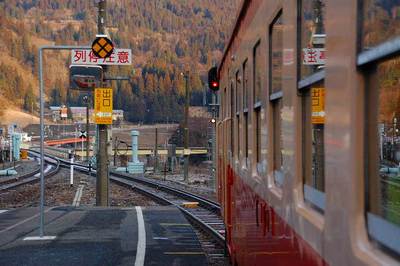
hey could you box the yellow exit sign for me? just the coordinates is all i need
[94,88,113,125]
[311,87,325,124]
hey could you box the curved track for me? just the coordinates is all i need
[0,153,60,192]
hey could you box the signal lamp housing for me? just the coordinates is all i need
[208,66,219,92]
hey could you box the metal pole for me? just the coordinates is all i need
[86,97,90,162]
[38,45,90,238]
[211,92,216,192]
[114,136,117,166]
[70,154,74,187]
[9,135,12,163]
[98,0,106,33]
[96,0,109,206]
[183,71,190,182]
[39,48,45,238]
[155,127,158,172]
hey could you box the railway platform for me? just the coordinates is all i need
[0,206,207,266]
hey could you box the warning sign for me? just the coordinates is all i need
[94,88,113,125]
[92,35,114,59]
[311,87,325,124]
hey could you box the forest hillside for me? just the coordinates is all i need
[0,0,240,123]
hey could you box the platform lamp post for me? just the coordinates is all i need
[23,45,90,242]
[181,71,190,183]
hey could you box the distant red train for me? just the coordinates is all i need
[215,0,400,265]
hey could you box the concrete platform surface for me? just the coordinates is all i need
[0,206,207,266]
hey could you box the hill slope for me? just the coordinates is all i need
[0,0,240,123]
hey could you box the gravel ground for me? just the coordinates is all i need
[0,159,39,178]
[0,168,159,208]
[0,168,76,208]
[79,173,160,207]
[151,166,217,202]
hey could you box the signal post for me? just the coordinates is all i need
[68,0,132,206]
[208,67,219,192]
[96,0,110,206]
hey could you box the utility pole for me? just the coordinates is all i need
[183,71,190,182]
[154,127,158,172]
[96,0,109,206]
[113,136,118,167]
[210,92,217,192]
[83,95,90,162]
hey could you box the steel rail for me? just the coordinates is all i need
[0,153,60,192]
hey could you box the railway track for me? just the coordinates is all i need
[109,172,227,264]
[30,150,228,264]
[0,154,60,192]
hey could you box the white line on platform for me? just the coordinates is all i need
[23,236,56,241]
[0,210,8,214]
[72,185,84,207]
[0,207,55,234]
[153,237,169,240]
[135,206,146,266]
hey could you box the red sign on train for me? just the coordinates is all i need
[302,48,326,65]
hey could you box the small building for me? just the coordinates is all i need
[113,110,124,121]
[49,106,61,122]
[70,107,87,122]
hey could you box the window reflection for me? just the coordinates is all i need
[362,0,400,50]
[273,99,283,173]
[254,42,262,102]
[243,60,249,109]
[300,0,326,79]
[370,58,400,226]
[271,15,283,95]
[303,83,325,194]
[270,12,284,186]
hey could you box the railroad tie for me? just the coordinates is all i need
[72,185,85,207]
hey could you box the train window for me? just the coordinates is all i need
[231,83,234,155]
[253,41,262,169]
[255,109,261,167]
[236,70,241,158]
[359,0,400,254]
[272,99,283,185]
[298,0,326,211]
[223,87,227,118]
[253,41,262,105]
[270,15,283,96]
[270,12,284,186]
[365,57,400,255]
[235,70,240,114]
[243,60,249,110]
[301,82,326,212]
[361,1,400,52]
[237,114,240,159]
[243,60,249,165]
[244,112,249,165]
[300,0,326,80]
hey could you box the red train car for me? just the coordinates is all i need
[216,0,400,265]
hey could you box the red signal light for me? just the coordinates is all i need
[208,66,219,91]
